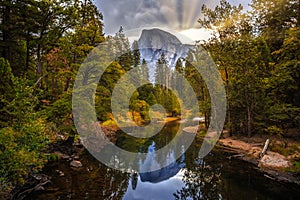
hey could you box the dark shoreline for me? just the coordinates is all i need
[217,144,300,187]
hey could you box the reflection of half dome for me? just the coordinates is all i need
[140,161,184,183]
[139,143,185,183]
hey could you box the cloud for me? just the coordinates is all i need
[179,28,213,43]
[95,0,250,35]
[96,0,166,34]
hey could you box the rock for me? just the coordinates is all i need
[74,156,80,160]
[222,130,231,138]
[138,28,193,82]
[61,154,71,160]
[73,141,84,148]
[71,154,80,160]
[70,160,83,168]
[259,152,290,168]
[55,170,65,177]
[58,134,68,141]
[53,151,70,160]
[53,151,71,160]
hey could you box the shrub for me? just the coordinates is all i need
[0,75,56,192]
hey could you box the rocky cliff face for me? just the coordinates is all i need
[137,29,193,82]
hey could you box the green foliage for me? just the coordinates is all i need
[0,58,15,124]
[137,84,156,105]
[0,58,14,95]
[269,142,298,157]
[0,77,55,186]
[198,0,300,137]
[265,125,284,136]
[95,85,112,121]
[139,59,150,81]
[130,100,151,122]
[0,0,110,194]
[46,90,74,135]
[102,119,118,127]
[132,40,141,67]
[1,0,300,194]
[292,162,300,173]
[251,0,299,51]
[0,119,54,184]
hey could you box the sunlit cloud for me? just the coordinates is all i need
[179,28,213,43]
[96,0,251,40]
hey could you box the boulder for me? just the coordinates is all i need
[259,152,290,169]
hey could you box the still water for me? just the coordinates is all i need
[27,121,300,200]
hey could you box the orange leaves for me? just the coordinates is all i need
[47,48,69,72]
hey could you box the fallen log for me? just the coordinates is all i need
[251,143,263,147]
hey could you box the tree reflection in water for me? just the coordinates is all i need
[26,151,131,200]
[95,165,130,200]
[131,172,138,190]
[174,158,224,200]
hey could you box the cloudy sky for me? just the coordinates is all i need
[95,0,251,42]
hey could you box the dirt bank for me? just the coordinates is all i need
[182,125,300,186]
[218,136,300,186]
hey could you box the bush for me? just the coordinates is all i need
[0,75,56,192]
[102,119,117,126]
[0,117,55,185]
[46,90,75,135]
[265,125,284,137]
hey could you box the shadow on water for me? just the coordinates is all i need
[26,120,300,200]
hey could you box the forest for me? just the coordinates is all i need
[0,0,299,198]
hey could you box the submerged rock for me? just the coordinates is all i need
[70,160,83,168]
[55,170,65,177]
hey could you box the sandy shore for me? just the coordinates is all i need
[163,117,181,122]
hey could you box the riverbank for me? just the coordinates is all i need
[217,135,300,186]
[182,125,300,186]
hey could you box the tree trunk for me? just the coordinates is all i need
[2,1,11,63]
[25,31,30,72]
[64,77,71,91]
[132,110,135,121]
[37,44,42,75]
[224,67,231,136]
[247,104,252,138]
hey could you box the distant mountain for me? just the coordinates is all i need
[137,28,193,82]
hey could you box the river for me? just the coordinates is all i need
[26,120,300,200]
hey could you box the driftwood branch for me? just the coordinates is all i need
[228,154,245,159]
[34,74,48,87]
[260,139,270,158]
[14,180,51,200]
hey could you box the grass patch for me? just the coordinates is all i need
[287,161,300,174]
[269,141,298,156]
[103,119,118,126]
